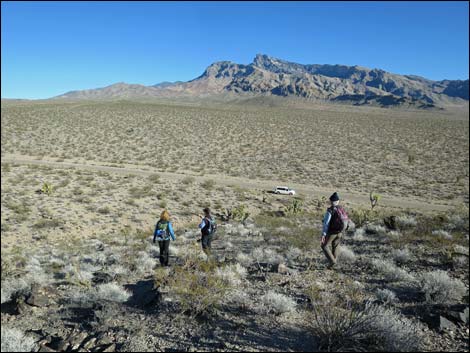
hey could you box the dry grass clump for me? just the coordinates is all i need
[257,290,297,315]
[419,270,467,303]
[371,259,415,283]
[309,300,421,352]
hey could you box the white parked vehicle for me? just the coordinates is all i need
[273,186,296,195]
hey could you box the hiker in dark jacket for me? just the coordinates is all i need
[321,192,349,269]
[153,210,176,267]
[198,208,217,256]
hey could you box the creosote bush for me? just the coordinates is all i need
[310,300,421,352]
[420,270,467,304]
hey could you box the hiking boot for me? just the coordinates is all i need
[327,262,337,270]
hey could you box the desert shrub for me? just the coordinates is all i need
[349,208,375,227]
[338,246,356,263]
[285,198,303,215]
[395,215,417,229]
[228,204,250,223]
[147,174,161,183]
[1,327,37,352]
[454,244,469,256]
[134,251,157,275]
[365,224,387,237]
[182,176,195,185]
[257,291,296,315]
[352,228,366,241]
[165,248,231,317]
[286,247,303,265]
[371,259,415,283]
[1,222,10,232]
[236,252,252,265]
[392,248,412,264]
[387,230,401,241]
[431,229,452,240]
[252,247,284,265]
[375,288,398,305]
[309,301,421,352]
[97,206,111,214]
[32,218,62,229]
[215,263,247,286]
[201,179,216,190]
[1,278,29,304]
[95,282,131,302]
[420,270,466,303]
[129,185,153,198]
[452,255,468,269]
[444,207,469,232]
[227,289,252,309]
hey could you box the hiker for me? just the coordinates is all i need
[198,208,217,256]
[153,210,176,267]
[321,192,349,269]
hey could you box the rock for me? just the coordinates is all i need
[69,331,89,350]
[461,307,469,324]
[422,313,458,331]
[83,337,97,350]
[39,346,57,352]
[277,263,290,274]
[26,291,50,307]
[439,316,457,332]
[47,336,70,352]
[96,333,114,346]
[92,272,113,285]
[102,343,116,352]
[95,241,105,251]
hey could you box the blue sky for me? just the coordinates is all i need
[2,1,469,99]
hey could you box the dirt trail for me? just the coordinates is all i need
[1,154,458,213]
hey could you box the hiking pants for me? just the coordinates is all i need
[321,233,342,265]
[201,233,213,255]
[158,239,170,266]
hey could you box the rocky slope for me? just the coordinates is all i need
[54,54,469,108]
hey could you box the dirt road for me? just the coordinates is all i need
[1,154,457,213]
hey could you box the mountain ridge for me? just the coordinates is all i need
[53,54,469,108]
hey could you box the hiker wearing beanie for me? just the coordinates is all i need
[321,192,349,269]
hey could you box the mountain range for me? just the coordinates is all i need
[54,54,469,108]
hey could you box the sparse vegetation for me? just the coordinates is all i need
[0,100,468,352]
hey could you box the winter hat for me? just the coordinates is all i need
[329,192,340,202]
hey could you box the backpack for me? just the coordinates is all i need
[328,206,349,235]
[155,221,169,240]
[201,217,217,236]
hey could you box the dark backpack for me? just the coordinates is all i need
[201,217,217,236]
[328,206,349,235]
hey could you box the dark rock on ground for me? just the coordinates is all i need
[125,279,161,309]
[92,272,113,285]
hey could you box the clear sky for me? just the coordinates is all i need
[2,1,469,99]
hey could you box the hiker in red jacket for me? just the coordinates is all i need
[321,192,349,269]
